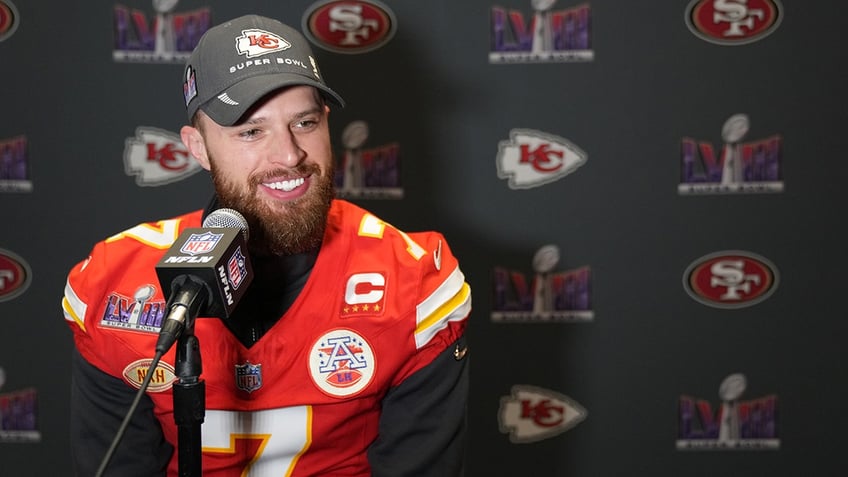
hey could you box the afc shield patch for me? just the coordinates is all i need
[309,329,375,397]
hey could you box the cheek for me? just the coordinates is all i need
[208,159,251,189]
[210,144,259,173]
[307,135,334,167]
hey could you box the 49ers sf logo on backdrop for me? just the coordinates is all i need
[683,250,779,308]
[685,0,783,45]
[302,0,397,54]
[0,248,31,302]
[0,0,19,42]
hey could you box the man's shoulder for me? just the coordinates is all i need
[110,209,204,236]
[329,199,446,249]
[98,209,204,252]
[326,200,459,287]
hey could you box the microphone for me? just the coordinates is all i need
[153,208,254,354]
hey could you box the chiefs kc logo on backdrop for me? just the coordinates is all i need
[499,385,587,444]
[496,129,587,189]
[124,127,203,187]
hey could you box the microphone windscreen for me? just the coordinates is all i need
[203,208,249,241]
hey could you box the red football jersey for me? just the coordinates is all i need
[63,200,471,476]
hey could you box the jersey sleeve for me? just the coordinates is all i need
[391,229,471,386]
[70,347,173,476]
[62,213,197,374]
[367,334,469,477]
[62,213,197,475]
[367,225,472,475]
[64,238,174,475]
[63,239,116,373]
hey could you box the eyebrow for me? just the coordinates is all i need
[240,105,324,126]
[291,105,325,120]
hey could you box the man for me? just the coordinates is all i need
[63,14,471,476]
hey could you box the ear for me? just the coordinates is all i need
[181,125,210,171]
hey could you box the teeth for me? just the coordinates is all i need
[266,178,305,192]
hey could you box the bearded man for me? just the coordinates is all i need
[63,14,471,477]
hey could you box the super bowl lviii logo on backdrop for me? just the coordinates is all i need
[0,383,41,443]
[497,129,587,189]
[334,120,403,199]
[113,1,211,63]
[679,114,782,194]
[490,0,593,63]
[123,127,203,186]
[683,250,779,309]
[685,0,782,45]
[303,0,396,54]
[678,373,779,450]
[499,385,587,443]
[492,244,593,322]
[0,135,31,193]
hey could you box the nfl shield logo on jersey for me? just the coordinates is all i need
[235,361,263,393]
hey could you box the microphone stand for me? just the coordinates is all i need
[173,324,205,477]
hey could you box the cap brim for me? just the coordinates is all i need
[200,73,345,126]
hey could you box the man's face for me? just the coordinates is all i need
[181,85,336,256]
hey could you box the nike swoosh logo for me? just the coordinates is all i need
[433,240,442,271]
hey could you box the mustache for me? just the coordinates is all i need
[251,164,321,185]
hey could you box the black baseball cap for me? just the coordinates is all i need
[182,14,344,126]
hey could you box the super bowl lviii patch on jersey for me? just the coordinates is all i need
[309,329,375,398]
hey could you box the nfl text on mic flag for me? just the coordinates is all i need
[154,208,254,354]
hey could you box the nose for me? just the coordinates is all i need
[269,129,306,167]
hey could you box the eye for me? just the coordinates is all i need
[293,118,318,130]
[239,128,262,139]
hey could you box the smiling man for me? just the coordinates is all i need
[64,14,471,477]
[183,85,336,258]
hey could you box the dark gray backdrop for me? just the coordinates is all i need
[1,0,845,475]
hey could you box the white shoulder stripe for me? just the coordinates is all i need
[63,280,87,331]
[417,266,465,319]
[415,266,471,349]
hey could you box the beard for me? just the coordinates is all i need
[209,157,336,257]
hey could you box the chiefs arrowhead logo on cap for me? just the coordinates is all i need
[236,28,292,58]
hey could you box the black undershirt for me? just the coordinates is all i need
[222,250,317,347]
[202,196,317,347]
